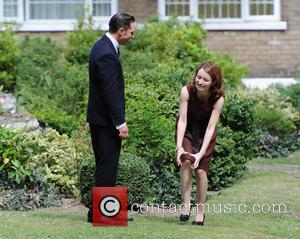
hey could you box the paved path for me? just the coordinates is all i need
[247,163,300,178]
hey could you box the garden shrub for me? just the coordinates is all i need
[0,167,61,210]
[0,29,19,91]
[256,107,296,136]
[0,127,84,197]
[25,128,83,197]
[275,83,300,112]
[15,36,88,134]
[220,93,258,133]
[237,87,300,157]
[116,153,152,204]
[150,167,181,204]
[210,94,260,189]
[123,82,178,171]
[79,153,152,207]
[124,18,246,89]
[0,127,35,185]
[18,63,88,134]
[258,131,300,158]
[65,17,101,65]
[0,85,4,114]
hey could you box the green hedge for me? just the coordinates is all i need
[238,87,300,157]
[15,36,88,135]
[0,29,19,91]
[0,127,84,196]
[79,153,152,207]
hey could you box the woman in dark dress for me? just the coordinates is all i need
[176,61,224,225]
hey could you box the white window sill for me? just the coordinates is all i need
[203,21,287,31]
[0,19,287,32]
[0,20,110,32]
[159,16,287,31]
[242,78,297,90]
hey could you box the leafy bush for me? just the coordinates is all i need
[79,153,152,207]
[78,155,94,208]
[258,131,300,158]
[15,35,61,84]
[123,82,178,171]
[221,93,258,133]
[124,18,246,89]
[275,83,300,112]
[25,129,83,196]
[150,167,181,204]
[256,107,296,136]
[0,167,61,210]
[0,127,35,185]
[116,153,152,204]
[0,127,84,197]
[0,29,19,91]
[15,36,88,134]
[210,94,259,189]
[0,85,4,114]
[237,87,300,157]
[65,17,101,65]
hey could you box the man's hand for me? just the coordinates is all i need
[118,125,128,140]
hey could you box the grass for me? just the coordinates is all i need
[0,153,299,239]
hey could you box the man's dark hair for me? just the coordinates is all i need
[109,13,135,33]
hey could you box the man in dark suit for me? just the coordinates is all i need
[86,13,136,223]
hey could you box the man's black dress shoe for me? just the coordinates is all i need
[87,215,133,223]
[179,214,190,221]
[87,210,93,223]
[127,215,134,221]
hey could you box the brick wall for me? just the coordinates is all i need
[14,0,298,77]
[119,0,299,77]
[119,0,157,22]
[204,0,300,77]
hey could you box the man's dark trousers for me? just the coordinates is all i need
[89,123,121,186]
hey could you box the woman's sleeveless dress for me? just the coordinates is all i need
[176,85,217,174]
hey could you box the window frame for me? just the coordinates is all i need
[158,0,286,30]
[245,0,281,21]
[0,0,23,22]
[0,0,117,31]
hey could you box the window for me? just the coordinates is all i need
[158,0,286,30]
[26,0,113,20]
[0,0,117,31]
[249,0,274,16]
[198,0,242,19]
[3,0,18,18]
[93,0,111,17]
[165,0,190,16]
[28,0,85,20]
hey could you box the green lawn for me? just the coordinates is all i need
[0,153,299,239]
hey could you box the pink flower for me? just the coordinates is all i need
[0,98,5,104]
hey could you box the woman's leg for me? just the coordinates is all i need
[180,160,192,215]
[195,169,208,221]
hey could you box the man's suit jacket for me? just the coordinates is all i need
[87,35,125,127]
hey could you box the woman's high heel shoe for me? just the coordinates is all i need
[192,214,205,226]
